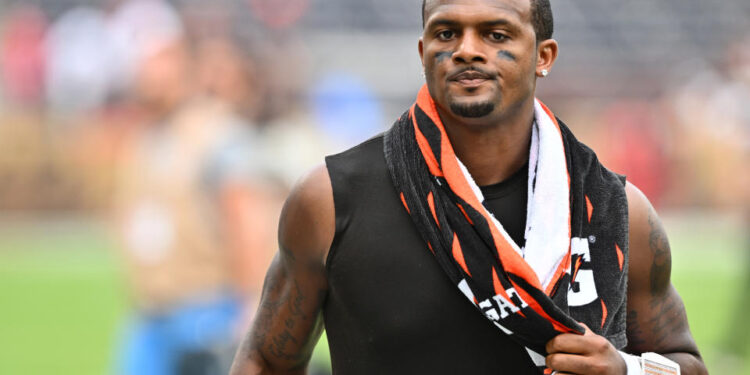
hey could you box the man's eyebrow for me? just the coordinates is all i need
[425,18,461,29]
[426,18,519,30]
[478,19,514,28]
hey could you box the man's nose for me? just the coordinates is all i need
[453,31,486,64]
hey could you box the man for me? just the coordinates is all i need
[230,0,708,373]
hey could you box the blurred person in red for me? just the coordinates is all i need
[0,4,47,107]
[111,2,280,374]
[230,0,706,374]
[593,101,668,208]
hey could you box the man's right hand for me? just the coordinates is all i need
[229,165,335,374]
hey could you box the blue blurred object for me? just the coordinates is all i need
[116,294,240,375]
[310,73,383,147]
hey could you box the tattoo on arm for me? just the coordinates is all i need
[249,264,284,356]
[266,279,305,361]
[647,292,688,347]
[626,310,646,349]
[628,208,690,352]
[647,209,671,296]
[246,254,327,368]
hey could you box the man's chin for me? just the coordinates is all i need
[449,100,495,118]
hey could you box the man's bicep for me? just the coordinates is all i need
[624,183,700,356]
[230,165,334,374]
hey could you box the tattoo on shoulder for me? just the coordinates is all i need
[647,208,671,296]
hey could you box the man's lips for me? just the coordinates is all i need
[448,69,494,87]
[453,78,488,87]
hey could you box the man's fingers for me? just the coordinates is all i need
[546,352,591,374]
[547,352,616,375]
[546,322,610,355]
[546,332,590,354]
[546,322,593,354]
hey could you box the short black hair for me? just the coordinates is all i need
[421,0,554,42]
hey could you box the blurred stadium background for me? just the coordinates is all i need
[0,0,747,374]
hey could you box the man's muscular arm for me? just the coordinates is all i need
[229,165,335,375]
[546,182,707,374]
[624,182,707,374]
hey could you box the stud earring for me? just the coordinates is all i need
[541,69,549,77]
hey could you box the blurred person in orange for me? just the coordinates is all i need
[111,2,280,374]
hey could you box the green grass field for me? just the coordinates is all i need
[0,214,746,374]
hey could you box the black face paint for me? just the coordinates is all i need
[497,50,517,61]
[435,51,453,63]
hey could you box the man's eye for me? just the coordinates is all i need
[437,30,455,40]
[490,32,508,41]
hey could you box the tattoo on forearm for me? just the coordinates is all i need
[647,209,671,296]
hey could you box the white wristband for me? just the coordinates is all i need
[618,351,681,375]
[618,351,642,375]
[641,352,681,375]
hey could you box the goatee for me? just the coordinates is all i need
[449,101,495,118]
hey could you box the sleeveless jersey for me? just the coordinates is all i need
[323,135,537,374]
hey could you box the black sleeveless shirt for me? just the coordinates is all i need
[324,135,537,374]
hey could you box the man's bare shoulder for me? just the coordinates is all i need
[278,164,336,266]
[624,181,663,293]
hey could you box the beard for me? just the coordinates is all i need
[449,100,495,118]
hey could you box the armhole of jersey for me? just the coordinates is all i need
[322,135,386,271]
[324,155,344,271]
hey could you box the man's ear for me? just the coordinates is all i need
[536,39,558,77]
[418,37,425,67]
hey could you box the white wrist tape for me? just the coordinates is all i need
[618,351,681,375]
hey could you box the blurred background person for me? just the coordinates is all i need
[108,1,281,374]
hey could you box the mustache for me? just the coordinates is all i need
[447,66,496,81]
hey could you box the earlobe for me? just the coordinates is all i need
[536,39,558,78]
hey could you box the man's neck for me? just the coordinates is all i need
[437,102,535,187]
